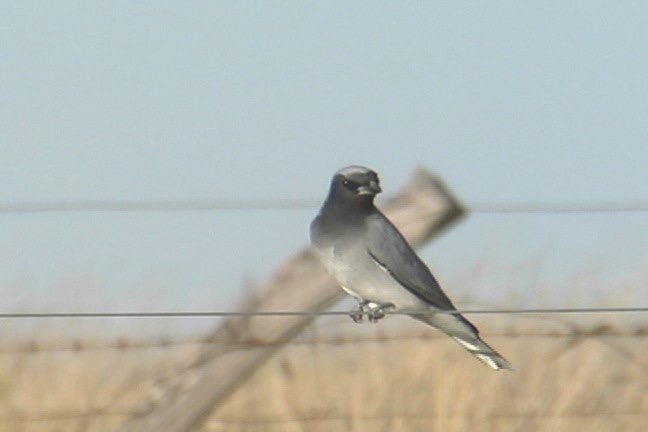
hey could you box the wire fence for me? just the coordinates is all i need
[1,306,646,319]
[1,197,645,428]
[1,199,648,213]
[2,409,646,424]
[204,411,648,425]
[1,324,645,355]
[0,324,645,425]
[3,409,646,424]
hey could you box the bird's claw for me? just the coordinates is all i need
[349,308,364,323]
[348,301,395,323]
[367,302,395,323]
[348,301,369,323]
[367,309,384,323]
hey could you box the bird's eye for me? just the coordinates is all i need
[342,179,357,189]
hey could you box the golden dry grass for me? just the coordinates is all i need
[0,318,646,432]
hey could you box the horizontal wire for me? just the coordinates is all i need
[2,327,644,355]
[2,409,645,423]
[1,199,648,214]
[0,409,131,423]
[469,202,648,213]
[206,411,648,425]
[0,307,646,319]
[0,199,319,213]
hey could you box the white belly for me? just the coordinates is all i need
[312,243,427,311]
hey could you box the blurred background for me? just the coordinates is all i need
[1,2,646,431]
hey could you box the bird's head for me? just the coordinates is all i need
[327,165,382,206]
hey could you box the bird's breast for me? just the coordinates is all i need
[313,240,422,308]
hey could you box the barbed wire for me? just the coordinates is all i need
[1,408,645,424]
[1,324,644,355]
[1,199,648,214]
[0,325,644,424]
[205,411,648,426]
[0,409,131,423]
[0,306,646,319]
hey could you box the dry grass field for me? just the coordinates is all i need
[0,317,645,432]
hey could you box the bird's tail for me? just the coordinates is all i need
[449,333,512,371]
[413,313,513,371]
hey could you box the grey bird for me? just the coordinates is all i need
[310,166,512,370]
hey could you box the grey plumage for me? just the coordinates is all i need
[310,166,512,370]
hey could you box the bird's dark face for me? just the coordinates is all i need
[328,166,382,205]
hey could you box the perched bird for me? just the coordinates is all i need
[310,165,512,370]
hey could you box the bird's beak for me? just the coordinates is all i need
[357,181,382,196]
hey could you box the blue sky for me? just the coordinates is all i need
[1,2,646,335]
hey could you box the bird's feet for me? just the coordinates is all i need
[348,301,396,323]
[348,301,369,323]
[366,302,395,323]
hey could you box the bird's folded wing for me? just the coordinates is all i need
[364,212,456,310]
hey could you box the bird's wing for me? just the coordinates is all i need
[364,211,456,310]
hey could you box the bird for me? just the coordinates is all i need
[310,165,512,370]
